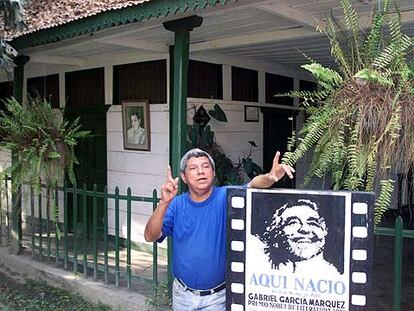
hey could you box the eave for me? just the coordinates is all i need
[11,0,235,50]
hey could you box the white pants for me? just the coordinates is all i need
[172,279,226,311]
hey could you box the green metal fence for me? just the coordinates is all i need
[0,182,413,309]
[0,180,167,294]
[374,217,414,311]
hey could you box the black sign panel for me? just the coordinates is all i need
[226,188,374,311]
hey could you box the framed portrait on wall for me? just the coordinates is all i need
[122,100,150,151]
[244,105,259,122]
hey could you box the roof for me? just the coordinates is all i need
[24,0,152,34]
[10,0,233,49]
[9,0,150,36]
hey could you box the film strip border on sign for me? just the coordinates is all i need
[226,188,374,311]
[349,192,374,310]
[226,187,247,311]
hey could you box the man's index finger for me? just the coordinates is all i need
[167,165,173,179]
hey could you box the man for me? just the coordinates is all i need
[144,148,294,310]
[260,199,340,275]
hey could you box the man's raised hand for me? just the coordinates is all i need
[160,165,179,204]
[268,151,295,182]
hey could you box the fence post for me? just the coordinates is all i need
[115,186,120,288]
[6,178,10,245]
[31,186,35,258]
[82,183,88,278]
[73,183,78,273]
[104,186,109,283]
[38,191,43,260]
[46,186,51,262]
[55,185,59,267]
[10,187,22,255]
[152,189,158,294]
[64,180,68,270]
[93,184,98,280]
[126,187,132,289]
[393,216,403,311]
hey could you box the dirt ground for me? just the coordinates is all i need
[0,269,112,311]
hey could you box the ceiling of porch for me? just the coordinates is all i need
[23,0,414,72]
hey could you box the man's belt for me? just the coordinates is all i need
[176,278,226,296]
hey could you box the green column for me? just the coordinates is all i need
[10,55,29,255]
[163,15,203,284]
[13,55,29,102]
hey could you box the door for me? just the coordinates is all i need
[64,105,108,231]
[262,107,296,188]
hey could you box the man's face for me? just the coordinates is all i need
[181,156,215,195]
[131,115,140,129]
[279,205,327,260]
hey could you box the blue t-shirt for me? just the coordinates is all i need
[159,186,227,290]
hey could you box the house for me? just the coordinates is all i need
[1,0,413,250]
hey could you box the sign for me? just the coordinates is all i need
[226,188,374,311]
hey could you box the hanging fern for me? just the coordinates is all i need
[375,179,395,225]
[0,97,90,237]
[0,97,90,192]
[281,0,414,224]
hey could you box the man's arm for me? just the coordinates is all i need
[144,166,178,242]
[249,151,295,188]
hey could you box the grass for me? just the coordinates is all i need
[0,270,112,311]
[145,281,172,311]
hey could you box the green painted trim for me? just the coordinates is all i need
[12,0,234,49]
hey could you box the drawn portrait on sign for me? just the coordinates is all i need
[259,198,342,276]
[249,192,346,276]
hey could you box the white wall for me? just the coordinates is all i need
[106,104,169,246]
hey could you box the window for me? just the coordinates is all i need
[66,68,104,107]
[27,74,59,108]
[188,60,222,99]
[265,73,294,106]
[299,80,317,92]
[113,60,166,104]
[232,66,258,102]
